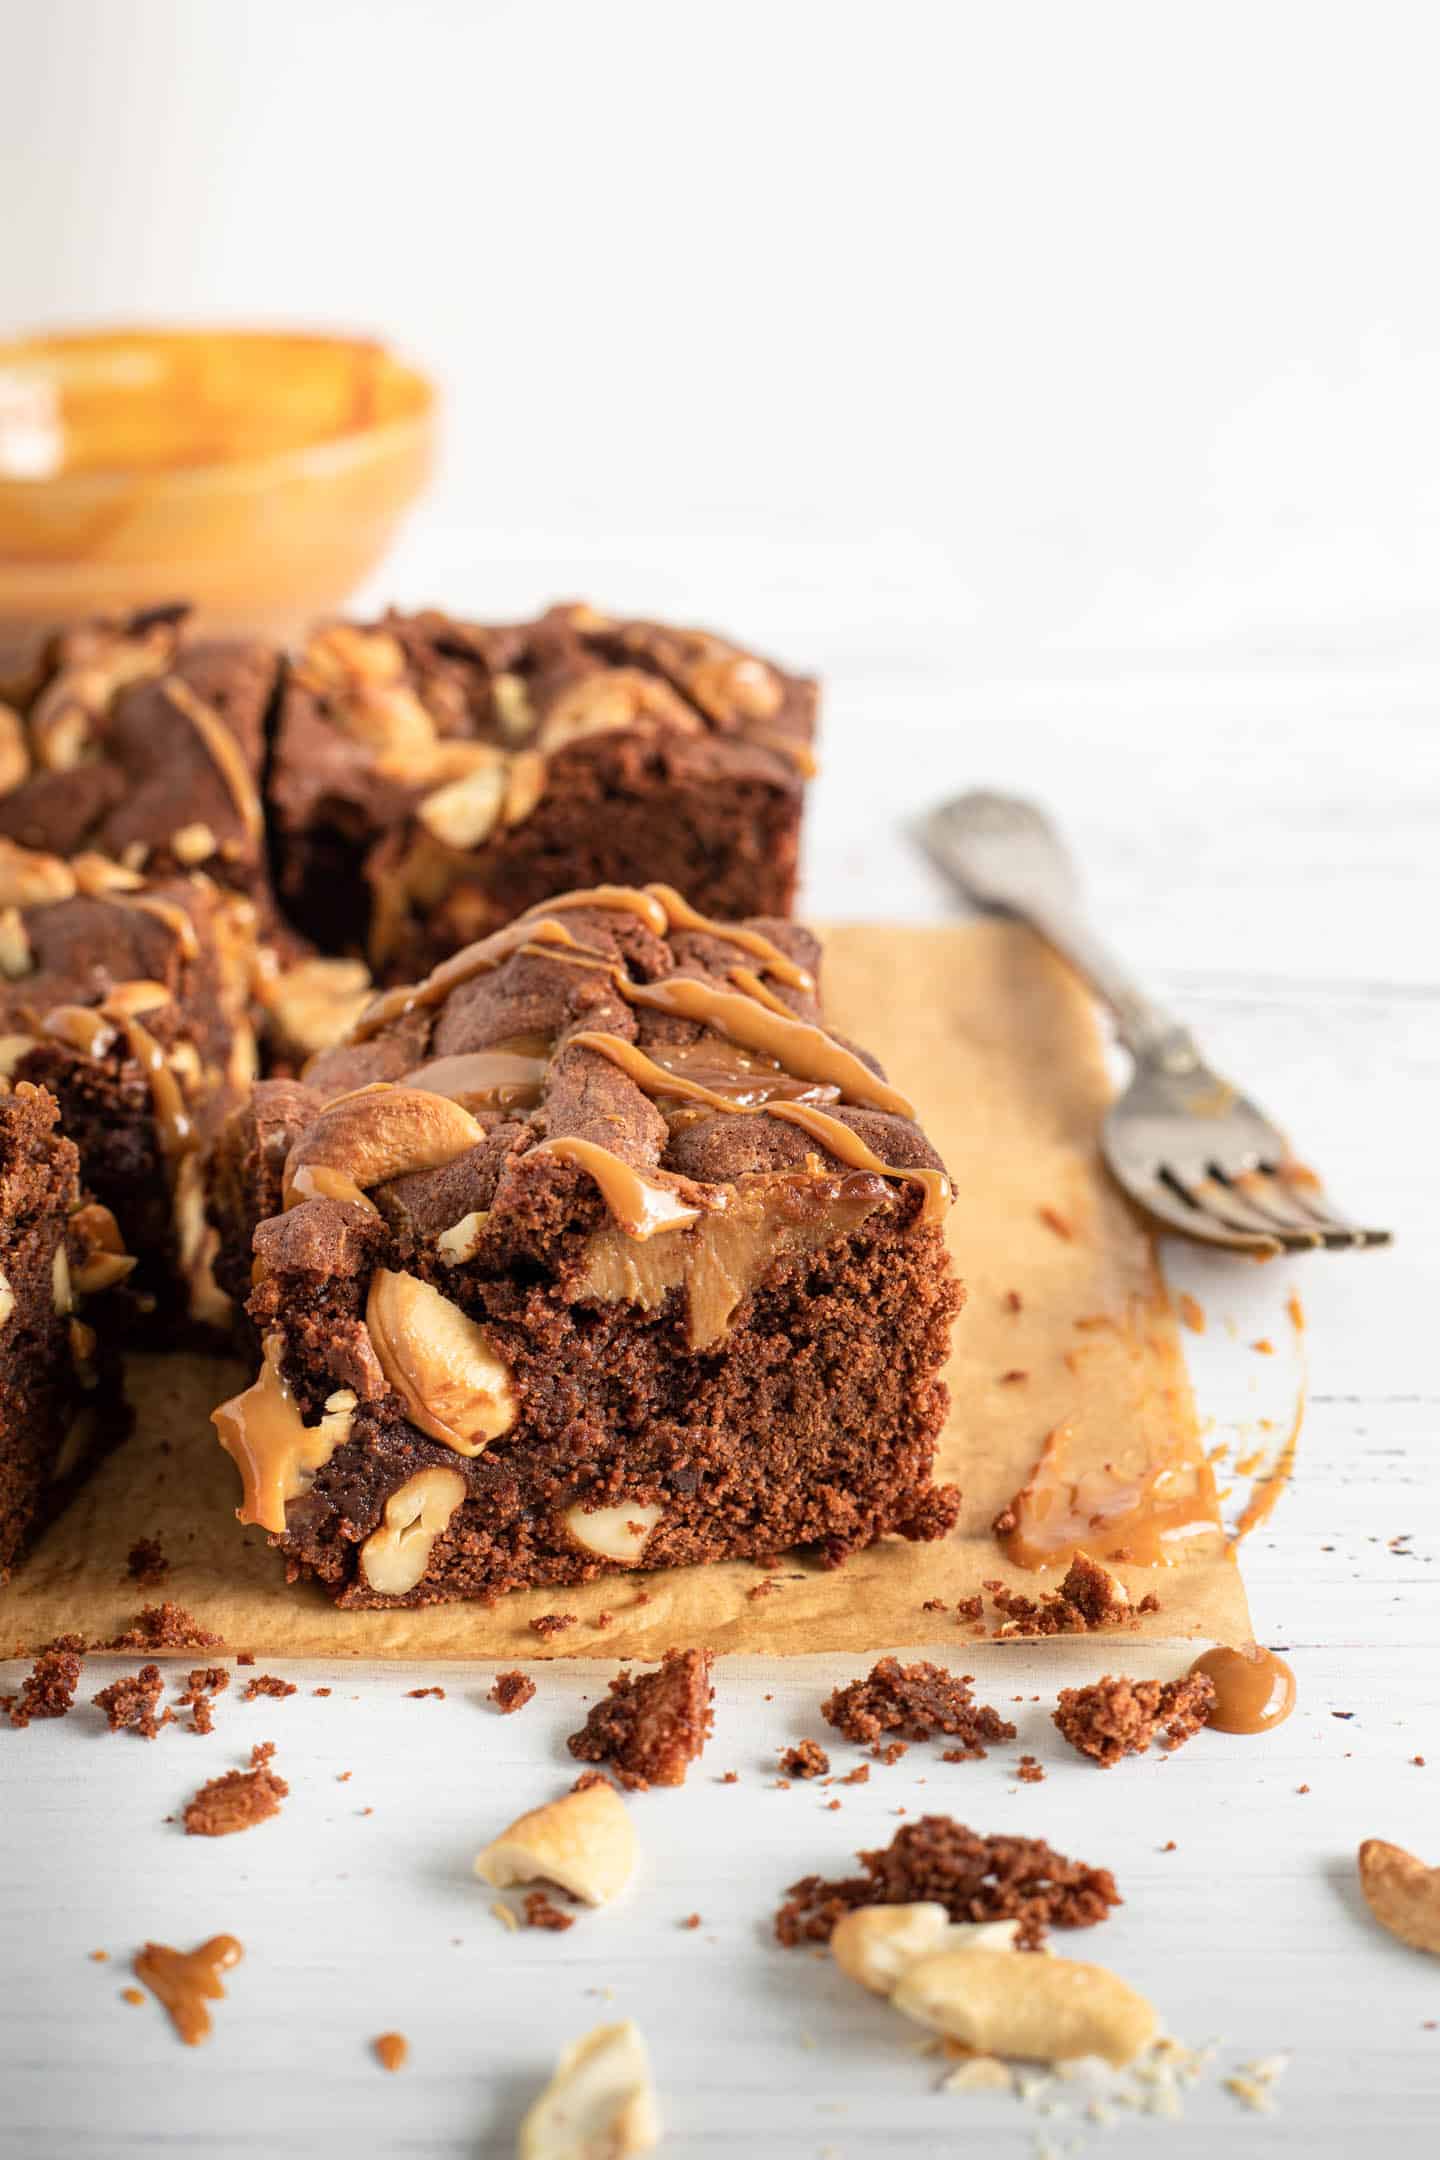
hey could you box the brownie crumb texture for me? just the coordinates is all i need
[1052,1673,1217,1768]
[986,1556,1159,1638]
[125,1539,170,1588]
[3,1647,83,1727]
[176,1666,230,1735]
[531,1614,578,1640]
[107,1604,222,1652]
[822,1658,1016,1758]
[567,1648,715,1790]
[491,1670,536,1714]
[775,1815,1121,1951]
[92,1665,173,1739]
[522,1890,576,1933]
[183,1742,289,1836]
[779,1740,831,1780]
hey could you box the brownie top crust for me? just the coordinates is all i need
[0,604,276,892]
[261,883,949,1353]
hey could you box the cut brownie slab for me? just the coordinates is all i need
[268,604,815,980]
[0,842,259,1331]
[0,604,278,907]
[211,884,960,1607]
[0,1081,131,1578]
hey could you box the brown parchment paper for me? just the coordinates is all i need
[0,923,1250,1660]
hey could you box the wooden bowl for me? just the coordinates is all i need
[0,326,435,668]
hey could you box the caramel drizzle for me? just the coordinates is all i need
[406,1047,550,1111]
[728,964,800,1017]
[40,986,196,1158]
[134,1935,244,2047]
[644,884,814,990]
[532,1136,705,1238]
[212,1335,348,1533]
[161,675,265,842]
[568,1032,950,1225]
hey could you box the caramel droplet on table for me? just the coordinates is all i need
[1189,1644,1296,1735]
[373,2031,409,2073]
[133,1934,244,2044]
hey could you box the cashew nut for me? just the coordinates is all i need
[366,1270,516,1454]
[519,2020,659,2160]
[475,1781,637,1908]
[1358,1839,1440,1956]
[891,1949,1158,2068]
[359,1464,467,1597]
[283,1085,484,1211]
[561,1500,663,1566]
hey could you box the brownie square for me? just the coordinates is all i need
[0,604,278,906]
[267,604,816,981]
[0,1081,130,1579]
[211,884,960,1607]
[0,842,260,1331]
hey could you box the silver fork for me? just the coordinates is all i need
[923,791,1392,1255]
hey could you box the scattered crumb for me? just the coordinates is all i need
[1053,1674,1216,1767]
[680,1913,702,1930]
[922,1599,948,1614]
[336,1770,352,1783]
[823,1658,1016,1757]
[566,1648,714,1790]
[1297,1784,1310,1794]
[998,1368,1028,1384]
[721,1770,739,1785]
[1161,1839,1177,1852]
[4,1646,82,1727]
[1004,1289,1023,1313]
[121,1988,145,2007]
[987,1555,1152,1638]
[92,1665,173,1739]
[1177,1293,1206,1334]
[875,1741,909,1766]
[1413,1755,1427,1768]
[125,1538,170,1588]
[530,1613,577,1638]
[747,1577,781,1600]
[183,1742,288,1836]
[839,1764,871,1787]
[490,1670,536,1714]
[780,1740,831,1780]
[570,1768,618,1795]
[176,1667,230,1735]
[236,1652,255,1667]
[594,1611,614,1629]
[405,1687,446,1700]
[89,1950,109,1963]
[775,1817,1120,1949]
[242,1674,296,1702]
[106,1603,221,1652]
[1252,1338,1275,1355]
[522,1890,575,1932]
[313,1686,331,1697]
[1038,1206,1073,1240]
[1016,1755,1046,1784]
[373,2032,408,2073]
[954,1595,984,1625]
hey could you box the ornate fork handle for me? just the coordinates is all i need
[924,793,1201,1075]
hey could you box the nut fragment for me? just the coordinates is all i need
[0,1268,13,1328]
[0,703,29,793]
[0,1033,38,1075]
[359,1465,467,1597]
[366,1270,517,1454]
[171,821,218,865]
[261,954,373,1063]
[537,668,701,752]
[436,1211,489,1265]
[1358,1839,1440,1956]
[51,1245,73,1315]
[417,757,507,850]
[518,2020,659,2160]
[475,1780,637,1907]
[491,672,533,743]
[70,1199,138,1296]
[283,1085,484,1211]
[0,838,76,909]
[891,1949,1158,2068]
[562,1500,664,1566]
[0,907,31,979]
[829,1904,1023,1996]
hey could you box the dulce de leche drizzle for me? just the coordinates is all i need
[212,1336,349,1533]
[997,1419,1223,1571]
[1188,1644,1296,1734]
[134,1934,243,2046]
[160,674,266,842]
[534,1136,704,1238]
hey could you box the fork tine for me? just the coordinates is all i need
[1129,1171,1282,1254]
[1201,1170,1324,1248]
[1258,1172,1393,1250]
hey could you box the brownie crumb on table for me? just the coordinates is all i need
[176,1667,230,1735]
[125,1538,170,1588]
[570,1768,618,1795]
[530,1614,577,1640]
[183,1741,288,1837]
[92,1665,173,1738]
[522,1890,576,1933]
[1016,1755,1046,1784]
[839,1764,871,1787]
[1052,1673,1217,1767]
[566,1648,714,1790]
[985,1555,1159,1638]
[779,1740,831,1779]
[775,1816,1121,1950]
[3,1646,83,1727]
[106,1603,222,1652]
[490,1671,536,1714]
[241,1674,296,1702]
[822,1658,1016,1757]
[406,1687,446,1700]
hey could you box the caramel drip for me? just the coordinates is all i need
[616,976,916,1120]
[532,1137,703,1239]
[728,964,801,1018]
[647,884,814,990]
[212,1336,352,1533]
[998,1419,1223,1571]
[353,913,619,1039]
[406,1046,549,1111]
[115,1013,196,1157]
[1188,1645,1296,1735]
[286,1161,379,1214]
[636,1035,841,1106]
[161,675,264,841]
[134,1935,243,2046]
[570,1031,949,1224]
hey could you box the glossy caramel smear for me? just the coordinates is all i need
[1188,1644,1296,1734]
[997,1419,1222,1571]
[133,1934,243,2045]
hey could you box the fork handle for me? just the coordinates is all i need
[924,792,1202,1073]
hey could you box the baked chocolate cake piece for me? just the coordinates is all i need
[0,604,278,906]
[0,841,260,1332]
[0,1081,132,1579]
[267,604,816,980]
[211,884,960,1608]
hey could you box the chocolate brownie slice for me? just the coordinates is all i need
[268,604,815,980]
[0,841,260,1331]
[0,604,278,905]
[0,1082,131,1578]
[211,884,960,1606]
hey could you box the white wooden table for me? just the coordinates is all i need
[2,545,1436,2157]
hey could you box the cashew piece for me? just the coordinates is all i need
[359,1465,467,1597]
[417,759,508,850]
[366,1270,517,1454]
[891,1948,1158,2068]
[561,1500,663,1566]
[519,2020,659,2160]
[830,1904,1023,1995]
[475,1782,637,1908]
[1358,1839,1440,1956]
[283,1084,484,1211]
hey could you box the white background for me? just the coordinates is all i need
[3,4,1439,2155]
